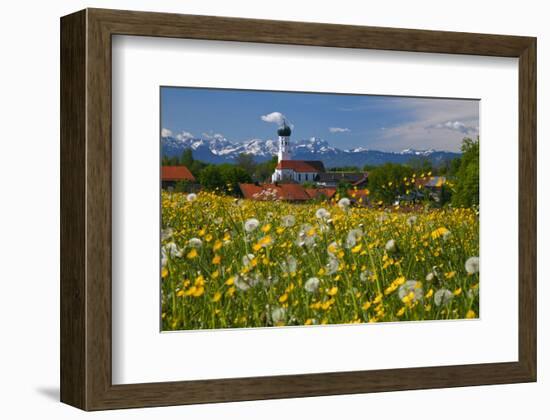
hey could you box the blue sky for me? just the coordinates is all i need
[161,87,479,152]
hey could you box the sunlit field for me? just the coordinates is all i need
[161,190,479,331]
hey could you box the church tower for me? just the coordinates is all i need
[277,121,292,162]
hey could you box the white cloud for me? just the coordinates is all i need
[373,98,479,152]
[432,120,478,135]
[161,128,173,138]
[261,112,288,126]
[329,127,351,133]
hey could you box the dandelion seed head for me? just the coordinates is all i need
[163,242,182,257]
[465,256,480,274]
[161,227,174,241]
[304,277,321,293]
[315,208,331,220]
[281,256,297,274]
[398,280,424,301]
[434,288,454,306]
[271,307,286,324]
[385,239,397,253]
[234,274,252,291]
[345,228,363,249]
[326,257,339,275]
[244,218,260,233]
[186,193,197,202]
[281,214,296,227]
[338,197,351,210]
[188,237,203,248]
[360,270,373,282]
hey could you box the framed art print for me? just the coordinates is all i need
[61,8,536,410]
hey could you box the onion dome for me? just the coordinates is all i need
[277,121,292,136]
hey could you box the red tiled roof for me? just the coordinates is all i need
[239,183,311,201]
[275,160,325,173]
[161,166,195,182]
[305,188,337,200]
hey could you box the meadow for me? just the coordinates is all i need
[161,190,479,331]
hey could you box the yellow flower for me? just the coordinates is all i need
[192,286,204,297]
[327,286,338,296]
[466,309,477,319]
[454,287,462,296]
[187,248,198,259]
[351,243,362,253]
[212,291,222,302]
[212,255,221,264]
[279,293,288,303]
[305,319,313,325]
[425,289,434,299]
[213,240,223,251]
[161,267,168,278]
[445,271,456,279]
[261,223,271,233]
[225,276,235,286]
[396,307,406,317]
[431,227,450,240]
[362,301,371,310]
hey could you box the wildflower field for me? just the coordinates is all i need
[161,191,479,331]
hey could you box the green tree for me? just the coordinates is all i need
[179,149,194,168]
[235,153,257,176]
[198,165,225,191]
[367,163,415,204]
[254,156,278,182]
[336,181,352,198]
[219,164,252,194]
[451,137,479,207]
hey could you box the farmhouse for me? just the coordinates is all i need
[161,165,196,190]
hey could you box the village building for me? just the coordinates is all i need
[161,165,196,190]
[316,172,368,188]
[270,122,368,188]
[271,122,326,184]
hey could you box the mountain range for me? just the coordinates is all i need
[161,135,460,168]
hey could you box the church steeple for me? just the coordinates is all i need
[277,120,292,162]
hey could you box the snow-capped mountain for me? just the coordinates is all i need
[161,134,460,167]
[399,148,436,156]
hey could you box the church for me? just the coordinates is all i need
[271,122,326,183]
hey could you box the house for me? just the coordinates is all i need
[305,187,337,201]
[240,183,314,202]
[316,172,368,188]
[161,165,196,190]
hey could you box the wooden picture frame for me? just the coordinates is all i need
[60,8,536,411]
